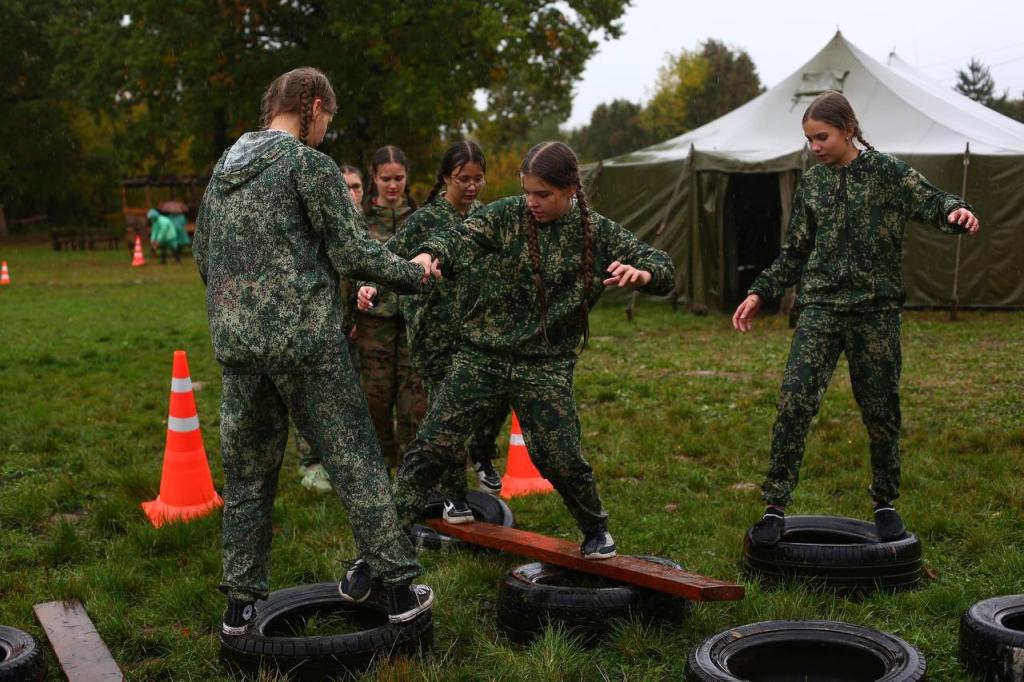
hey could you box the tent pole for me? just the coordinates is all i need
[950,142,970,321]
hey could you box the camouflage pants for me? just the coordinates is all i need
[763,307,902,507]
[294,335,360,468]
[355,315,426,470]
[219,361,420,602]
[394,349,607,532]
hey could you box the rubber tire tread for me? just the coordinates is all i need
[219,582,432,680]
[0,626,47,682]
[685,619,925,681]
[410,490,514,552]
[496,556,690,645]
[959,595,1024,681]
[742,515,922,595]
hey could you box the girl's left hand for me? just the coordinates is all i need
[948,208,980,234]
[603,261,652,288]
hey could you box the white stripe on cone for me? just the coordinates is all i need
[171,377,193,393]
[510,433,525,446]
[168,415,200,432]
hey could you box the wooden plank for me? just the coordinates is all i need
[426,519,744,602]
[34,600,124,682]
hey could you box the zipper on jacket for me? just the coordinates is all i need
[840,167,854,293]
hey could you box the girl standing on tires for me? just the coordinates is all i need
[357,141,509,519]
[355,145,427,476]
[734,91,979,546]
[393,141,675,559]
[194,68,433,633]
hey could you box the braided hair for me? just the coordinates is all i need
[259,67,337,146]
[802,90,874,150]
[363,145,418,213]
[520,141,594,349]
[425,140,487,205]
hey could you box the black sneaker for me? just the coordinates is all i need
[473,459,502,494]
[442,499,474,524]
[222,598,256,637]
[338,559,372,603]
[750,506,785,547]
[873,502,906,540]
[386,584,434,623]
[580,526,617,559]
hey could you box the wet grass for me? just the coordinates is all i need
[0,242,1021,680]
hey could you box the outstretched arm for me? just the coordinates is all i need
[897,160,978,235]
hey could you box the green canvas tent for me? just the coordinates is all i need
[585,32,1024,312]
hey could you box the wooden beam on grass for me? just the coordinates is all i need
[34,600,124,681]
[426,520,744,601]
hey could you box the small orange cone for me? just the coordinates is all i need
[131,235,146,267]
[0,261,9,285]
[500,411,554,499]
[141,350,223,527]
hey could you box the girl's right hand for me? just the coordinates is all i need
[357,286,377,311]
[732,294,762,333]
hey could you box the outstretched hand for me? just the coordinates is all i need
[410,253,442,282]
[948,208,980,234]
[357,286,377,312]
[602,261,652,289]
[732,294,762,333]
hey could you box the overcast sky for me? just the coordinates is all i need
[566,0,1024,128]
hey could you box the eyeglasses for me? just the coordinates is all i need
[452,176,485,189]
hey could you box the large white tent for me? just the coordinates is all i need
[585,31,1024,310]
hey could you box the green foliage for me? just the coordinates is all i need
[954,58,998,106]
[0,243,1021,680]
[569,99,655,163]
[643,38,763,142]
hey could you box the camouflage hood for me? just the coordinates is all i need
[215,130,292,188]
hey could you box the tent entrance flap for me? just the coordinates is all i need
[722,173,782,309]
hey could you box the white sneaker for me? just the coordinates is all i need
[299,463,332,494]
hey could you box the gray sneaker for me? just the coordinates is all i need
[581,527,617,560]
[338,559,372,603]
[442,499,474,524]
[473,459,502,494]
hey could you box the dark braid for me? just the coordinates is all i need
[425,140,487,205]
[575,186,594,349]
[855,132,875,150]
[523,205,552,346]
[298,77,312,145]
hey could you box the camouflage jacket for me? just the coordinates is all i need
[380,194,485,378]
[358,199,414,318]
[194,131,426,373]
[419,195,674,359]
[749,150,971,311]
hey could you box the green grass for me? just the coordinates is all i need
[1,242,1022,681]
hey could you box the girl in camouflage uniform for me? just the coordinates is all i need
[733,91,980,546]
[393,141,675,559]
[358,142,509,521]
[355,146,428,474]
[194,68,433,633]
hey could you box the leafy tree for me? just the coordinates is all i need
[570,99,655,162]
[955,58,999,106]
[642,39,762,142]
[52,0,628,176]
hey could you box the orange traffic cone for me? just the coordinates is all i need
[0,261,9,285]
[131,235,146,267]
[500,411,554,499]
[141,350,223,527]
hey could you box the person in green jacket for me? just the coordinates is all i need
[387,141,674,561]
[733,91,980,547]
[194,67,434,634]
[355,146,427,475]
[358,141,508,521]
[147,208,189,263]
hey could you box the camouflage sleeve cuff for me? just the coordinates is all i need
[748,282,777,304]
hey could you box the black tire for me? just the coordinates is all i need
[686,620,926,681]
[959,594,1024,681]
[220,582,432,680]
[742,515,922,596]
[0,625,47,682]
[496,556,690,645]
[410,490,514,552]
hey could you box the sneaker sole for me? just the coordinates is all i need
[387,592,434,623]
[442,514,475,525]
[583,549,617,560]
[222,623,248,637]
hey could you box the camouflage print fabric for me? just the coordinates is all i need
[355,315,426,470]
[358,200,414,318]
[395,349,607,532]
[762,307,902,507]
[194,130,428,373]
[219,366,419,602]
[293,337,359,469]
[749,149,972,312]
[419,196,675,358]
[420,372,470,499]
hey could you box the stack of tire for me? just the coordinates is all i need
[496,556,690,645]
[742,516,923,596]
[959,595,1024,681]
[410,491,515,551]
[0,626,47,682]
[219,583,432,680]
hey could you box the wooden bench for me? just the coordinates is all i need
[51,230,121,251]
